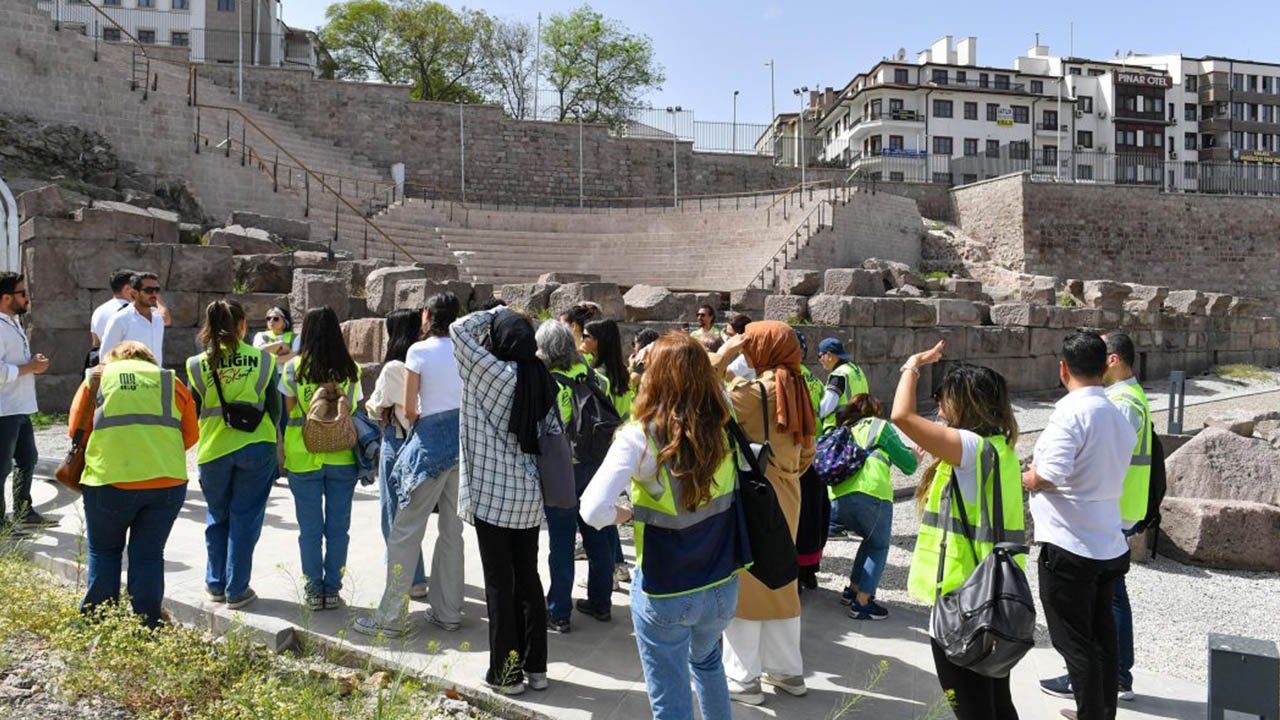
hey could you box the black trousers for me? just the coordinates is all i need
[1038,543,1131,720]
[930,638,1019,720]
[473,518,547,685]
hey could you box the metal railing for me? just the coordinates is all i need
[750,198,835,290]
[42,0,152,99]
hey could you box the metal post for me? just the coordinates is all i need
[240,124,246,166]
[1167,370,1186,434]
[766,59,775,123]
[195,110,201,154]
[577,111,584,208]
[237,0,243,101]
[458,101,466,202]
[225,116,231,158]
[732,90,739,153]
[533,13,542,120]
[329,202,337,261]
[304,173,309,217]
[272,152,278,192]
[666,106,681,208]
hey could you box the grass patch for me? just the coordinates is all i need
[231,279,249,295]
[1057,292,1078,308]
[786,316,814,326]
[0,538,491,720]
[922,270,950,282]
[1213,364,1274,382]
[30,413,68,431]
[927,222,946,232]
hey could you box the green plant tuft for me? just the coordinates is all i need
[1213,364,1274,382]
[1056,292,1078,308]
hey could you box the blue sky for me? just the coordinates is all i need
[281,0,1277,125]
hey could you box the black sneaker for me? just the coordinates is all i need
[1040,674,1073,698]
[15,510,57,529]
[0,520,32,538]
[547,617,571,634]
[574,599,611,622]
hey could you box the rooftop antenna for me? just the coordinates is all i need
[896,47,906,61]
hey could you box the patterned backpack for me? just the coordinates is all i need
[813,419,883,487]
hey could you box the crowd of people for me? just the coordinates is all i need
[0,267,1155,720]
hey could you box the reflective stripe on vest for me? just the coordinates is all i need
[188,344,276,464]
[93,367,180,431]
[1108,382,1153,524]
[83,359,187,487]
[829,418,893,501]
[630,422,744,597]
[821,362,868,430]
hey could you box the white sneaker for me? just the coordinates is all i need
[409,583,428,599]
[526,672,548,691]
[728,679,764,705]
[763,673,807,697]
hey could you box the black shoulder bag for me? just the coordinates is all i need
[207,357,266,432]
[930,443,1036,678]
[725,382,797,590]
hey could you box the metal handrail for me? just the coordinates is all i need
[53,0,151,97]
[194,103,420,262]
[750,198,833,290]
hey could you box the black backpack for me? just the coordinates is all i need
[553,369,622,466]
[1135,429,1168,552]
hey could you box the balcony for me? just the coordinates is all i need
[926,78,1027,93]
[860,109,922,124]
[1198,83,1231,104]
[1036,122,1069,133]
[1114,109,1174,125]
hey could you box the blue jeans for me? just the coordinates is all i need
[830,492,892,597]
[0,414,37,519]
[1113,572,1134,688]
[378,427,425,586]
[82,483,187,627]
[198,441,276,599]
[546,462,612,621]
[631,570,738,720]
[287,464,359,596]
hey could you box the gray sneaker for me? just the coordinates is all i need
[525,672,548,691]
[424,607,460,632]
[226,588,257,610]
[728,679,764,705]
[763,673,807,697]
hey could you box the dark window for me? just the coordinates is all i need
[1078,96,1093,113]
[933,100,953,118]
[1042,146,1058,165]
[1148,132,1163,148]
[932,69,948,85]
[994,74,1010,89]
[979,73,989,88]
[932,136,953,155]
[1150,97,1164,113]
[894,68,909,84]
[932,172,953,184]
[964,101,977,120]
[102,27,121,41]
[1011,105,1029,124]
[1088,68,1105,77]
[1043,110,1058,128]
[1184,133,1197,150]
[171,31,189,46]
[1077,164,1094,179]
[888,135,904,150]
[962,173,978,184]
[1009,141,1029,159]
[1183,161,1198,180]
[217,0,235,10]
[137,0,153,6]
[137,29,155,44]
[1117,129,1138,146]
[103,0,120,4]
[986,139,1000,157]
[1184,104,1197,122]
[870,99,882,118]
[986,103,999,121]
[1232,73,1244,91]
[1069,67,1082,76]
[173,0,189,7]
[963,138,978,156]
[956,71,967,84]
[889,171,904,181]
[889,98,904,113]
[1077,130,1093,148]
[1030,80,1044,94]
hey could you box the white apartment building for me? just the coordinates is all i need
[39,0,317,69]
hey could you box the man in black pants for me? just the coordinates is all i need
[1022,333,1136,720]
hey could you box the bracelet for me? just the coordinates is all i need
[899,365,920,376]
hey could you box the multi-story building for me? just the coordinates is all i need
[39,0,316,69]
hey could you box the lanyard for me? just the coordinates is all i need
[0,314,29,361]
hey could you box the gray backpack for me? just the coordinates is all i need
[929,444,1036,679]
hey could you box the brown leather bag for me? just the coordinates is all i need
[54,372,101,494]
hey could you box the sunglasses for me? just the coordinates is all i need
[266,316,284,322]
[140,287,161,295]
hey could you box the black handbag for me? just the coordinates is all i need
[207,357,266,433]
[537,415,577,509]
[930,443,1036,679]
[725,382,798,590]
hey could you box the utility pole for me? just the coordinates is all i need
[532,12,541,120]
[666,106,682,207]
[732,90,739,153]
[458,100,466,202]
[794,87,808,189]
[766,59,776,121]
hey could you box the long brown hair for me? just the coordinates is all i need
[631,333,731,511]
[838,393,883,426]
[198,299,245,367]
[915,363,1019,507]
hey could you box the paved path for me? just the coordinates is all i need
[22,475,1207,719]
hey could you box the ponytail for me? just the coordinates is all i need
[199,299,246,366]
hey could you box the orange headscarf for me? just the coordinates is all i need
[740,321,816,445]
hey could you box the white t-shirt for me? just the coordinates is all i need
[1031,385,1137,560]
[90,297,130,344]
[404,336,461,417]
[100,304,166,367]
[251,331,301,354]
[727,354,755,381]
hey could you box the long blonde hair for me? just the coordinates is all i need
[630,333,730,512]
[915,364,1018,508]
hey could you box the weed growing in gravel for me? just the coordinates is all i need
[1213,364,1274,383]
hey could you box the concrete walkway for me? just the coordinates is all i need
[21,473,1206,719]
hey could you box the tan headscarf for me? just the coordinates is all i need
[740,321,816,445]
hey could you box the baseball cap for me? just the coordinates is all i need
[817,337,850,361]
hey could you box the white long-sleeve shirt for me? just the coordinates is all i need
[0,313,37,417]
[580,423,654,530]
[100,304,165,367]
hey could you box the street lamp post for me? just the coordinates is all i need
[666,106,681,208]
[732,90,739,153]
[571,106,584,208]
[765,59,775,121]
[457,100,466,202]
[793,87,808,195]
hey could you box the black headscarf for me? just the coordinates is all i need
[489,310,556,455]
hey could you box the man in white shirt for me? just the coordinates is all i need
[99,271,166,368]
[0,273,53,530]
[1023,332,1136,720]
[87,268,137,368]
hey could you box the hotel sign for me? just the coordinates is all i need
[1115,72,1172,89]
[1234,149,1280,163]
[996,107,1014,127]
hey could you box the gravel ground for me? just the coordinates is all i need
[0,635,130,720]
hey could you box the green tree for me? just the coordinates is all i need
[392,0,491,102]
[542,5,664,125]
[481,17,536,119]
[318,0,404,83]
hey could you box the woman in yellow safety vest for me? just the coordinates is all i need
[71,341,199,627]
[580,332,747,720]
[279,306,362,611]
[186,299,280,611]
[582,318,634,586]
[890,340,1024,720]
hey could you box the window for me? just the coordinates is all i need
[1265,77,1274,93]
[1116,129,1138,146]
[137,29,155,44]
[1231,102,1243,120]
[894,68,909,84]
[1185,104,1197,122]
[932,136,953,155]
[137,0,153,6]
[1011,105,1029,124]
[173,0,188,7]
[963,138,978,156]
[956,71,967,84]
[1150,97,1164,114]
[932,69,948,85]
[1264,105,1275,123]
[1042,146,1057,165]
[102,27,121,41]
[217,0,235,10]
[962,173,978,185]
[103,0,119,4]
[870,99,882,118]
[1233,73,1244,91]
[964,101,977,120]
[1043,110,1058,129]
[1121,95,1138,112]
[933,99,953,118]
[979,73,990,88]
[1184,133,1197,150]
[1248,75,1259,91]
[932,172,953,185]
[1076,164,1094,180]
[1231,131,1244,148]
[994,74,1010,89]
[1148,133,1163,148]
[1069,67,1082,76]
[888,135,904,150]
[1030,80,1044,94]
[986,103,999,121]
[986,139,1000,158]
[889,98,904,113]
[1077,130,1093,148]
[1087,68,1105,77]
[171,31,188,46]
[1185,75,1198,92]
[1078,96,1093,113]
[889,171,904,181]
[1009,141,1029,159]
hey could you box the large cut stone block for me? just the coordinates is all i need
[941,278,984,301]
[779,269,822,296]
[227,211,312,241]
[1165,290,1208,315]
[1159,497,1280,571]
[28,289,92,331]
[234,254,293,295]
[807,295,875,327]
[935,299,986,326]
[168,244,234,293]
[549,283,625,320]
[162,291,202,328]
[22,238,170,295]
[901,299,937,327]
[730,288,770,312]
[366,267,427,316]
[1018,275,1059,306]
[341,318,386,364]
[207,225,280,255]
[873,298,904,327]
[538,272,600,284]
[339,259,395,293]
[624,285,682,322]
[1204,292,1233,317]
[16,185,67,222]
[413,263,461,282]
[824,268,884,297]
[990,303,1049,327]
[763,295,808,323]
[1082,280,1131,311]
[966,326,1030,358]
[394,280,472,312]
[502,283,560,313]
[291,269,350,323]
[1124,284,1168,313]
